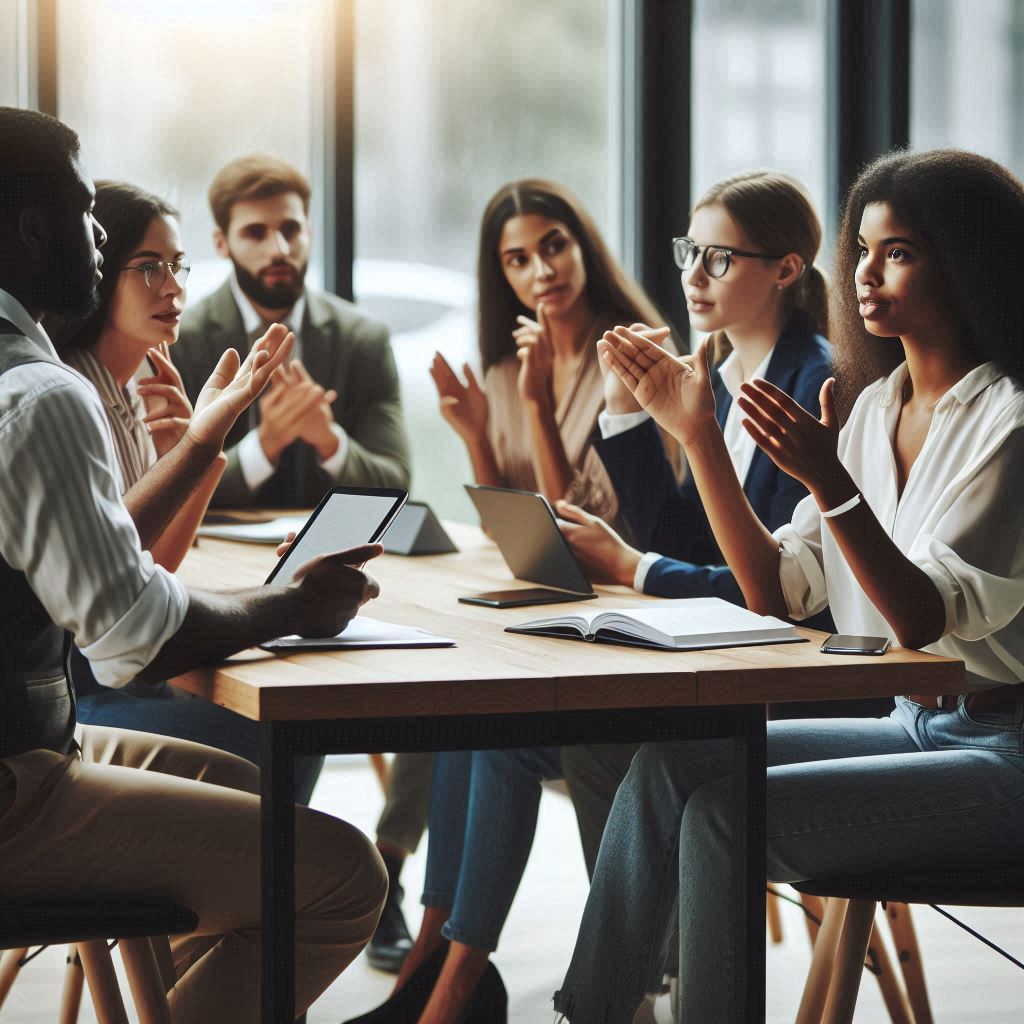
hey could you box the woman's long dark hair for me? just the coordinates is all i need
[476,179,661,372]
[831,148,1024,419]
[47,181,178,352]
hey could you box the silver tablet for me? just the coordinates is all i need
[464,484,594,596]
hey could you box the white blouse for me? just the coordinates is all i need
[775,361,1024,691]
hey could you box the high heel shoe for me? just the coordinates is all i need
[342,943,449,1023]
[457,961,507,1023]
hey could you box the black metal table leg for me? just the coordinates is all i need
[262,721,296,1024]
[731,703,768,1023]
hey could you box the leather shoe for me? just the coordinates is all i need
[343,943,447,1023]
[366,878,414,973]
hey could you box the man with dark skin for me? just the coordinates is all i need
[0,107,387,1021]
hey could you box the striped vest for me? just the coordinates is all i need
[0,321,76,758]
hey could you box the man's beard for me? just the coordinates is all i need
[233,259,307,311]
[37,238,101,319]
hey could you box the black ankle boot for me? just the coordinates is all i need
[366,851,414,973]
[457,962,508,1023]
[342,943,448,1023]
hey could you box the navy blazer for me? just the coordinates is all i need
[595,314,833,611]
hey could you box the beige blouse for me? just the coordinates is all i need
[484,327,622,531]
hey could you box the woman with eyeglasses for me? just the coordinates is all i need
[555,169,844,904]
[553,149,1024,1023]
[52,181,215,570]
[47,182,326,802]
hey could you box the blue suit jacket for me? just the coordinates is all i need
[595,314,833,617]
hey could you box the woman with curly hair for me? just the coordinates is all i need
[553,148,1024,1022]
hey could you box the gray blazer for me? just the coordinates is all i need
[174,279,411,508]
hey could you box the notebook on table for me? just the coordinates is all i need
[261,616,455,651]
[505,597,804,652]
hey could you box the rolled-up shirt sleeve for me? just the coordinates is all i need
[0,368,188,688]
[906,427,1024,643]
[773,492,828,621]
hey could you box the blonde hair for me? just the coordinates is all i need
[694,169,826,364]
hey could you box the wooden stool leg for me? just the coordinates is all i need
[150,934,177,993]
[864,918,914,1024]
[78,939,129,1024]
[822,899,878,1024]
[59,944,86,1024]
[120,937,172,1024]
[766,888,784,944]
[885,902,934,1024]
[796,897,849,1024]
[0,947,28,1008]
[801,893,826,947]
[369,752,390,793]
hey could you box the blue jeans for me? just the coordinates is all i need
[554,695,1024,1023]
[422,747,563,951]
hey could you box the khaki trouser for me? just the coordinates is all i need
[0,724,386,1022]
[375,751,434,854]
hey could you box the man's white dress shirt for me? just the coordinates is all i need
[229,273,350,491]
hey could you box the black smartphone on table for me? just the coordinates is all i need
[459,588,598,609]
[820,633,891,655]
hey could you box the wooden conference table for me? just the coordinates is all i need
[174,521,964,1024]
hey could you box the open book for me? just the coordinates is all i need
[505,597,802,651]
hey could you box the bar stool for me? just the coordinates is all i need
[792,866,1024,1023]
[0,899,198,1024]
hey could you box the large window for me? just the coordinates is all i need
[354,0,616,521]
[692,0,827,221]
[56,0,331,299]
[911,0,1024,176]
[0,0,30,106]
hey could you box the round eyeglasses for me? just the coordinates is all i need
[120,258,190,290]
[672,237,782,279]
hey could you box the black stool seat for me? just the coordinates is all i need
[0,900,199,947]
[794,867,1024,908]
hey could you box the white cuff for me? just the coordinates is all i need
[238,428,276,491]
[319,423,350,477]
[598,409,651,439]
[79,561,189,689]
[634,551,663,592]
[774,524,828,620]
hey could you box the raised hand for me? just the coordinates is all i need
[556,501,643,587]
[599,328,716,446]
[288,543,383,638]
[429,351,488,444]
[514,303,555,405]
[736,377,841,493]
[137,342,194,456]
[188,323,296,450]
[599,323,672,415]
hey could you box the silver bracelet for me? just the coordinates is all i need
[821,492,861,519]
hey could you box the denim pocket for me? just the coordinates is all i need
[959,695,1024,731]
[941,697,1024,757]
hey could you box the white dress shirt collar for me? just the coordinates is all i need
[716,345,776,401]
[878,360,1006,411]
[228,272,305,339]
[0,287,59,359]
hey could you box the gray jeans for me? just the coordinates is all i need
[555,695,1024,1023]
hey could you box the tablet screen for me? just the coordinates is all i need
[265,488,407,585]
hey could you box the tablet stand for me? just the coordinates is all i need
[383,501,458,556]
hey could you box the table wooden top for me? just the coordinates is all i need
[172,521,964,723]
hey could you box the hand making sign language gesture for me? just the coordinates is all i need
[429,352,489,444]
[137,341,195,457]
[513,302,555,405]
